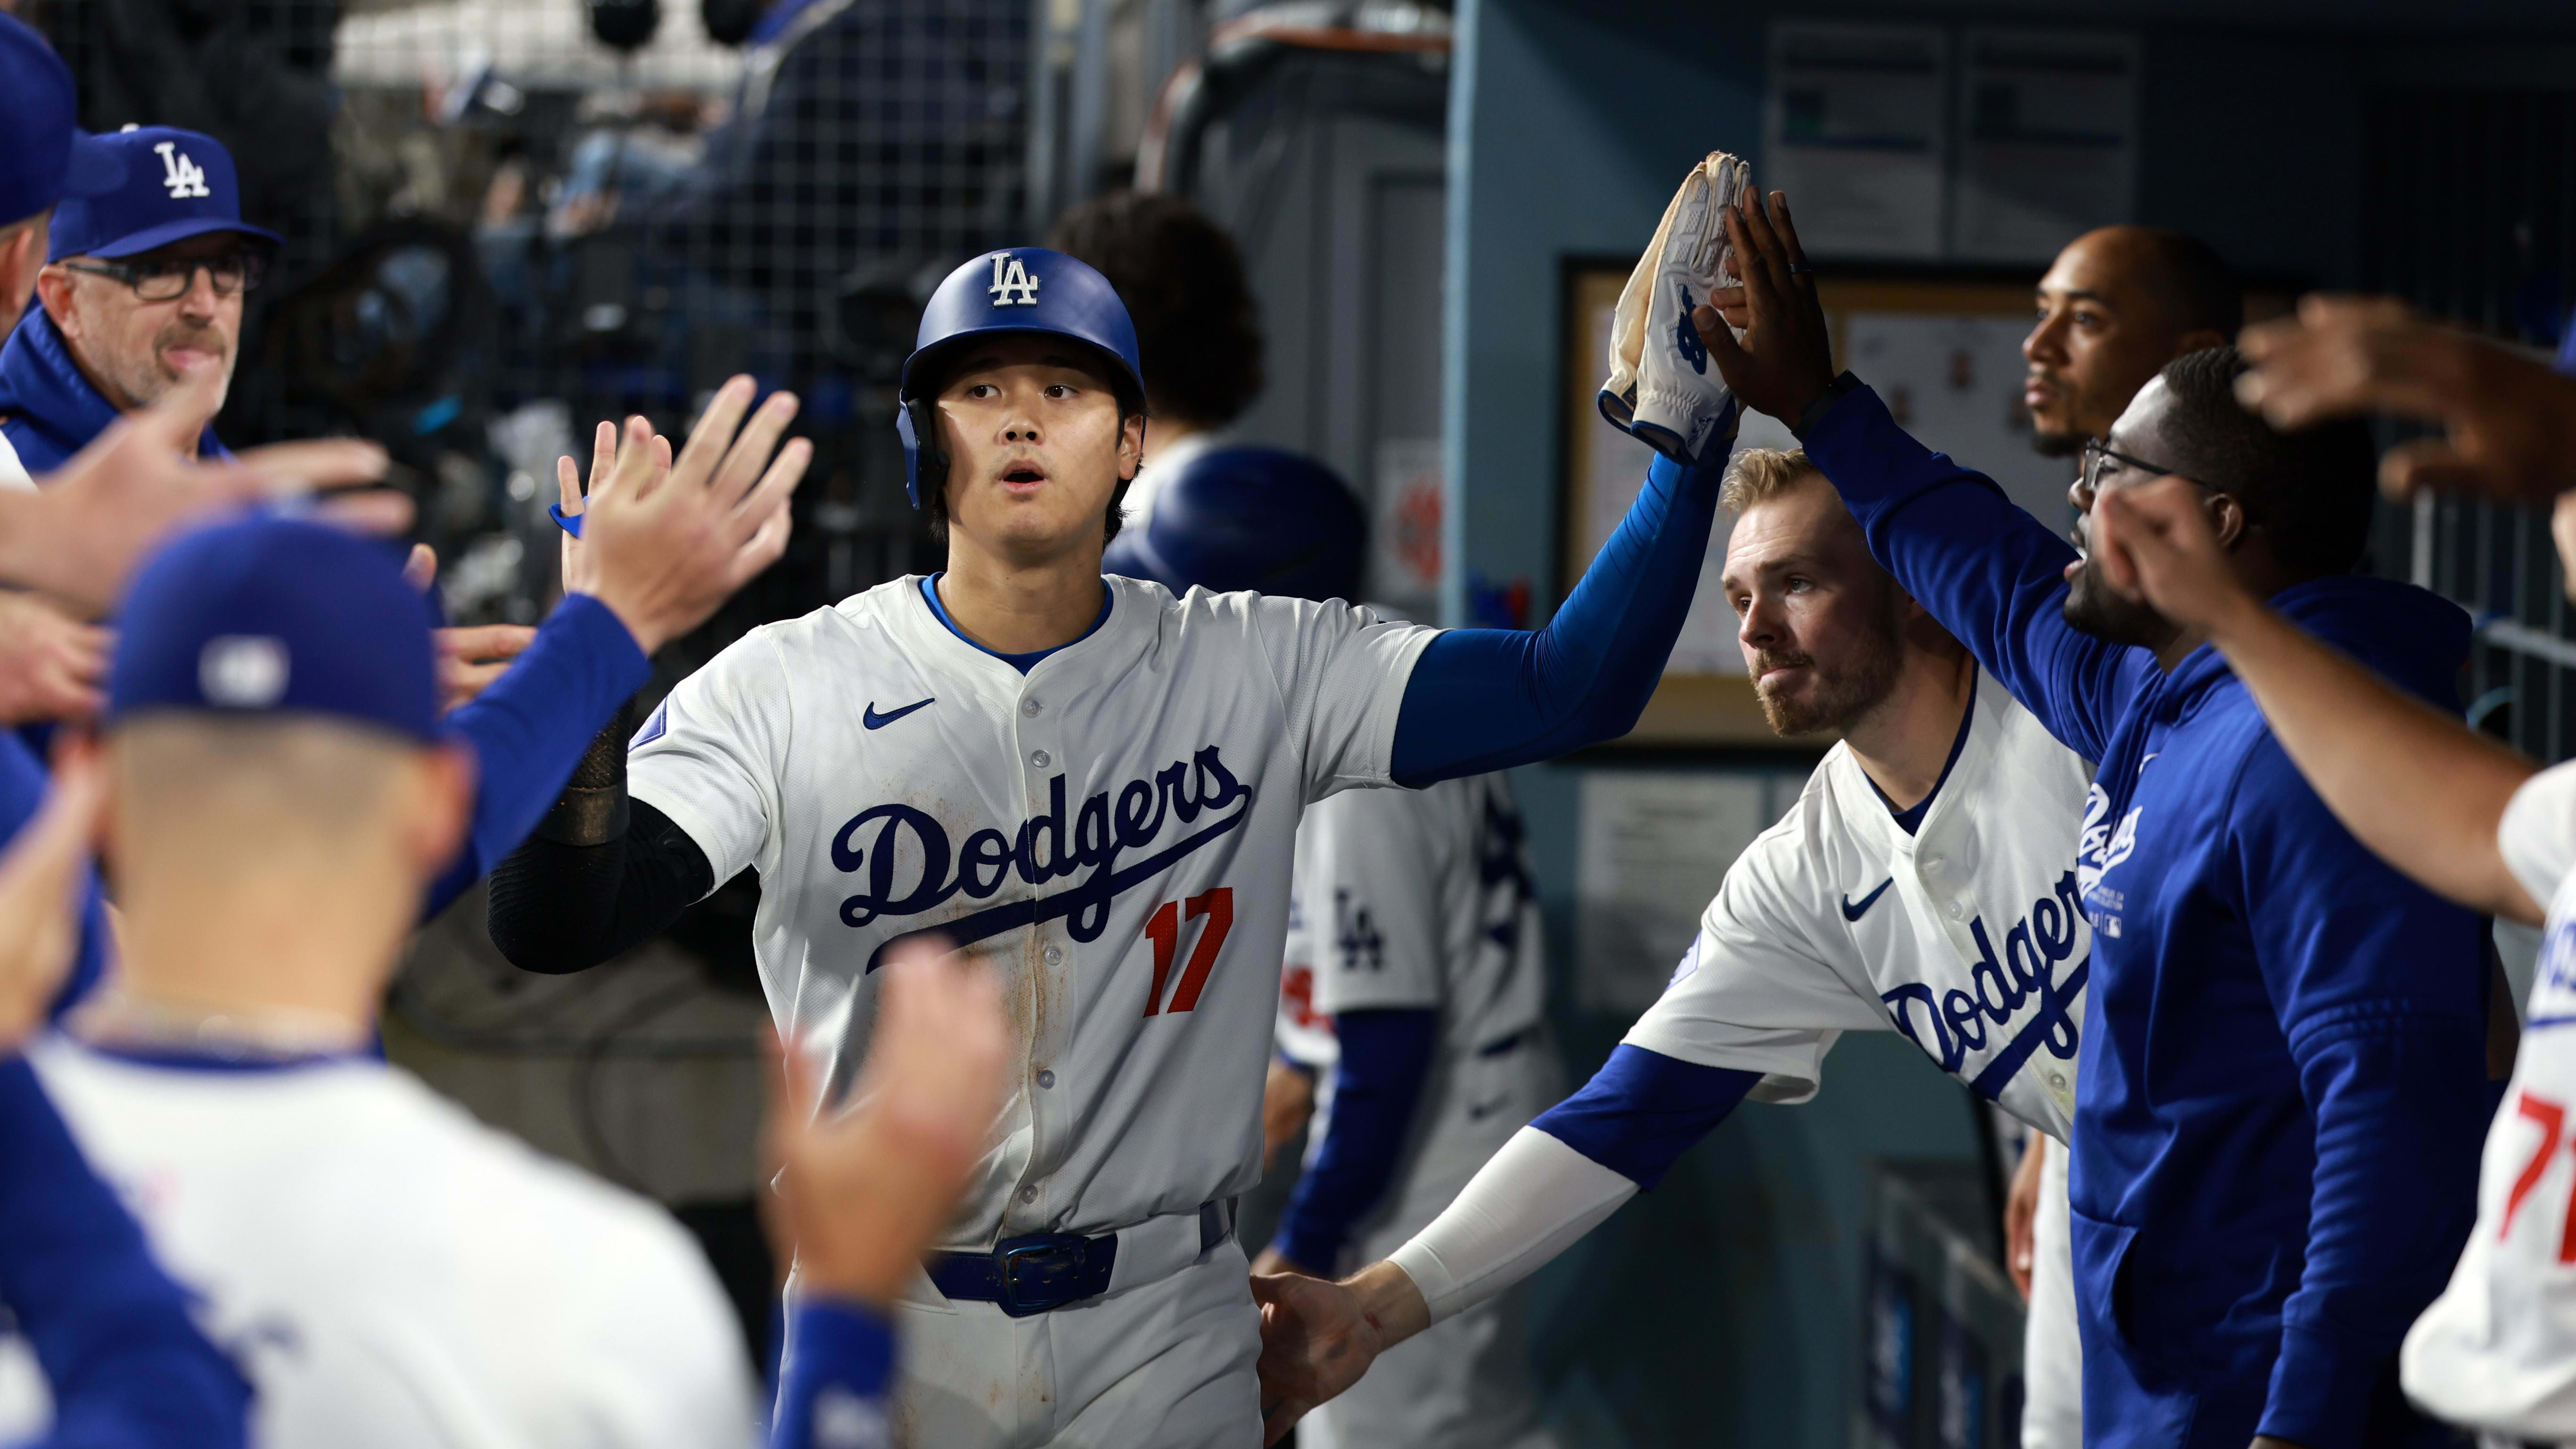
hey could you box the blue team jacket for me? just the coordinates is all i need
[0,306,229,473]
[1804,384,2488,1449]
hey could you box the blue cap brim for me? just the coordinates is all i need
[83,214,282,260]
[59,133,125,198]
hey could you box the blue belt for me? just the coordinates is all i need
[925,1199,1234,1318]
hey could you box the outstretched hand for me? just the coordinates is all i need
[1253,1269,1385,1445]
[563,376,808,655]
[2087,476,2260,637]
[0,740,105,1052]
[764,937,1006,1308]
[2237,295,2576,506]
[1695,188,1835,426]
[2,364,397,615]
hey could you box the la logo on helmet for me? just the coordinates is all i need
[155,142,210,200]
[988,254,1040,307]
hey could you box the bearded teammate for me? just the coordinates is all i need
[1252,445,2095,1442]
[491,182,1766,1447]
[1103,457,1563,1449]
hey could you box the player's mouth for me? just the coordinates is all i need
[2025,370,2060,413]
[995,460,1050,495]
[1753,655,1813,688]
[161,341,224,374]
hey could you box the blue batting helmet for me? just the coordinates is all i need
[897,247,1147,509]
[1103,445,1367,603]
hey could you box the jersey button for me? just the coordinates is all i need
[1043,945,1064,965]
[1023,698,1044,717]
[1037,1069,1057,1089]
[1946,903,1964,920]
[1030,749,1051,769]
[1019,1186,1039,1203]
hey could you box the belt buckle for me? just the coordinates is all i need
[995,1233,1092,1317]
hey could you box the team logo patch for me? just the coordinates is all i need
[988,254,1041,307]
[198,635,288,708]
[155,141,211,200]
[835,746,1252,971]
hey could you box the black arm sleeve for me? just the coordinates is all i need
[485,720,716,974]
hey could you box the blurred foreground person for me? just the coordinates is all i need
[0,750,249,1449]
[0,513,1007,1448]
[2081,300,2576,1445]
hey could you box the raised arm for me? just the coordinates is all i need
[1699,191,2142,760]
[428,382,807,917]
[2089,476,2540,923]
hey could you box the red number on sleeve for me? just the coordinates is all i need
[2504,1090,2568,1243]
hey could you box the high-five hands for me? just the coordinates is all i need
[764,936,1007,1309]
[1252,1269,1385,1445]
[556,376,809,655]
[2086,475,2261,639]
[1695,188,1837,426]
[2237,295,2576,507]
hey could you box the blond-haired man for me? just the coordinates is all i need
[1254,450,2095,1441]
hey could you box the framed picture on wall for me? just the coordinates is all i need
[1558,255,2295,749]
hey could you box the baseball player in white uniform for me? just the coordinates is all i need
[1101,454,1564,1449]
[1251,447,2094,1443]
[488,220,1761,1447]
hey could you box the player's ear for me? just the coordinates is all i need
[1118,412,1145,484]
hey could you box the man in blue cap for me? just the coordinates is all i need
[0,124,273,474]
[0,13,123,478]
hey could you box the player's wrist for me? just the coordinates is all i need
[1341,1259,1430,1347]
[568,586,673,657]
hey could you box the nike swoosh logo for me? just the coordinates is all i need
[1840,878,1894,921]
[863,697,935,730]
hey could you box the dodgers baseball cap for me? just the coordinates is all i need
[107,513,441,744]
[48,125,279,263]
[0,15,123,230]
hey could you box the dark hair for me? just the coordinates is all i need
[914,342,1135,548]
[1048,192,1264,428]
[2155,346,2376,579]
[2131,229,2242,338]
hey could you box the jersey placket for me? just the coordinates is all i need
[1004,677,1071,1233]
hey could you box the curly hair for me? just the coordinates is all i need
[1049,192,1265,429]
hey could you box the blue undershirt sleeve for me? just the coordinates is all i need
[1272,1008,1440,1273]
[769,1300,897,1449]
[1531,1044,1759,1191]
[0,1056,250,1449]
[1391,450,1728,786]
[424,593,651,917]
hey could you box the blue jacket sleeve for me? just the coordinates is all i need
[1391,450,1728,786]
[1795,383,2152,762]
[1273,1008,1440,1272]
[2226,741,2488,1448]
[422,593,651,917]
[0,1057,250,1449]
[1531,1044,1757,1191]
[769,1299,896,1449]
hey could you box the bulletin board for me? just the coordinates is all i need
[1559,256,2296,749]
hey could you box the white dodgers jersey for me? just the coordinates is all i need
[0,1038,754,1449]
[1290,774,1560,1268]
[2403,759,2576,1439]
[630,575,1434,1245]
[1624,668,2092,1141]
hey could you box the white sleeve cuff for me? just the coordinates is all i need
[1384,1128,1638,1325]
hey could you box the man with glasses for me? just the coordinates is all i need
[1705,193,2492,1449]
[0,127,273,473]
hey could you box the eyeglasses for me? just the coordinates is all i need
[2081,436,2207,494]
[60,249,268,302]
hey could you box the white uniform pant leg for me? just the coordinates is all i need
[2021,1136,2082,1449]
[1301,1277,1556,1449]
[885,1238,1260,1449]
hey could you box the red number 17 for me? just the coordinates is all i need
[1143,888,1235,1017]
[2502,1088,2576,1262]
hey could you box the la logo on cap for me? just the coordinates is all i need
[199,636,288,708]
[155,140,209,200]
[988,253,1039,307]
